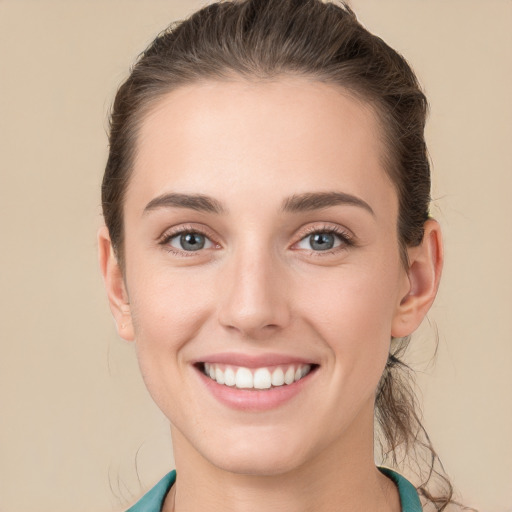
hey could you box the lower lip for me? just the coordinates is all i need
[195,366,317,412]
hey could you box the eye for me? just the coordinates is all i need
[294,227,353,252]
[165,231,215,253]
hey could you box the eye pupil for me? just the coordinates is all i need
[181,233,205,251]
[310,233,334,251]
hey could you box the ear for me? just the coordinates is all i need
[391,219,443,338]
[97,226,135,341]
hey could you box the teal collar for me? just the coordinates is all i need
[379,467,423,512]
[126,467,422,512]
[125,470,176,512]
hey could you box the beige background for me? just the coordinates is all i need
[1,1,511,511]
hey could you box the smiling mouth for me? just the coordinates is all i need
[197,363,318,390]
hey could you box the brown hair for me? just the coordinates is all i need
[102,1,460,509]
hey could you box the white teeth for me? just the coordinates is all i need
[284,366,295,385]
[253,368,272,389]
[271,367,285,386]
[235,367,253,389]
[224,367,236,386]
[215,367,225,385]
[202,363,313,389]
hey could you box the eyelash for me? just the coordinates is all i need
[295,225,355,257]
[158,224,355,257]
[158,224,218,257]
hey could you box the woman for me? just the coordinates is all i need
[98,0,459,510]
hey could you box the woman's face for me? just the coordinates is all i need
[118,77,413,475]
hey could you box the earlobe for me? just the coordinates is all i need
[391,220,443,338]
[97,226,135,341]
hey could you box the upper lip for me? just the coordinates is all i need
[193,352,318,368]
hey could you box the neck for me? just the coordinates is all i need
[164,402,401,512]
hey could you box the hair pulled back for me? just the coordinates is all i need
[103,1,457,509]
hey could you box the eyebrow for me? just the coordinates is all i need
[143,193,226,215]
[281,191,374,216]
[142,191,374,216]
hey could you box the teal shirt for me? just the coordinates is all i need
[126,467,422,512]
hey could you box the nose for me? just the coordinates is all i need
[217,245,291,340]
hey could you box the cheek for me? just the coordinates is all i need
[299,260,401,334]
[129,267,213,349]
[296,260,402,384]
[125,267,217,420]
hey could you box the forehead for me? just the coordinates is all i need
[128,77,396,217]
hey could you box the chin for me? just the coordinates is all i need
[200,430,315,477]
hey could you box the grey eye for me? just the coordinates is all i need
[169,232,213,252]
[296,231,343,251]
[309,233,335,251]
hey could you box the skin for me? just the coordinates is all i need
[99,77,443,512]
